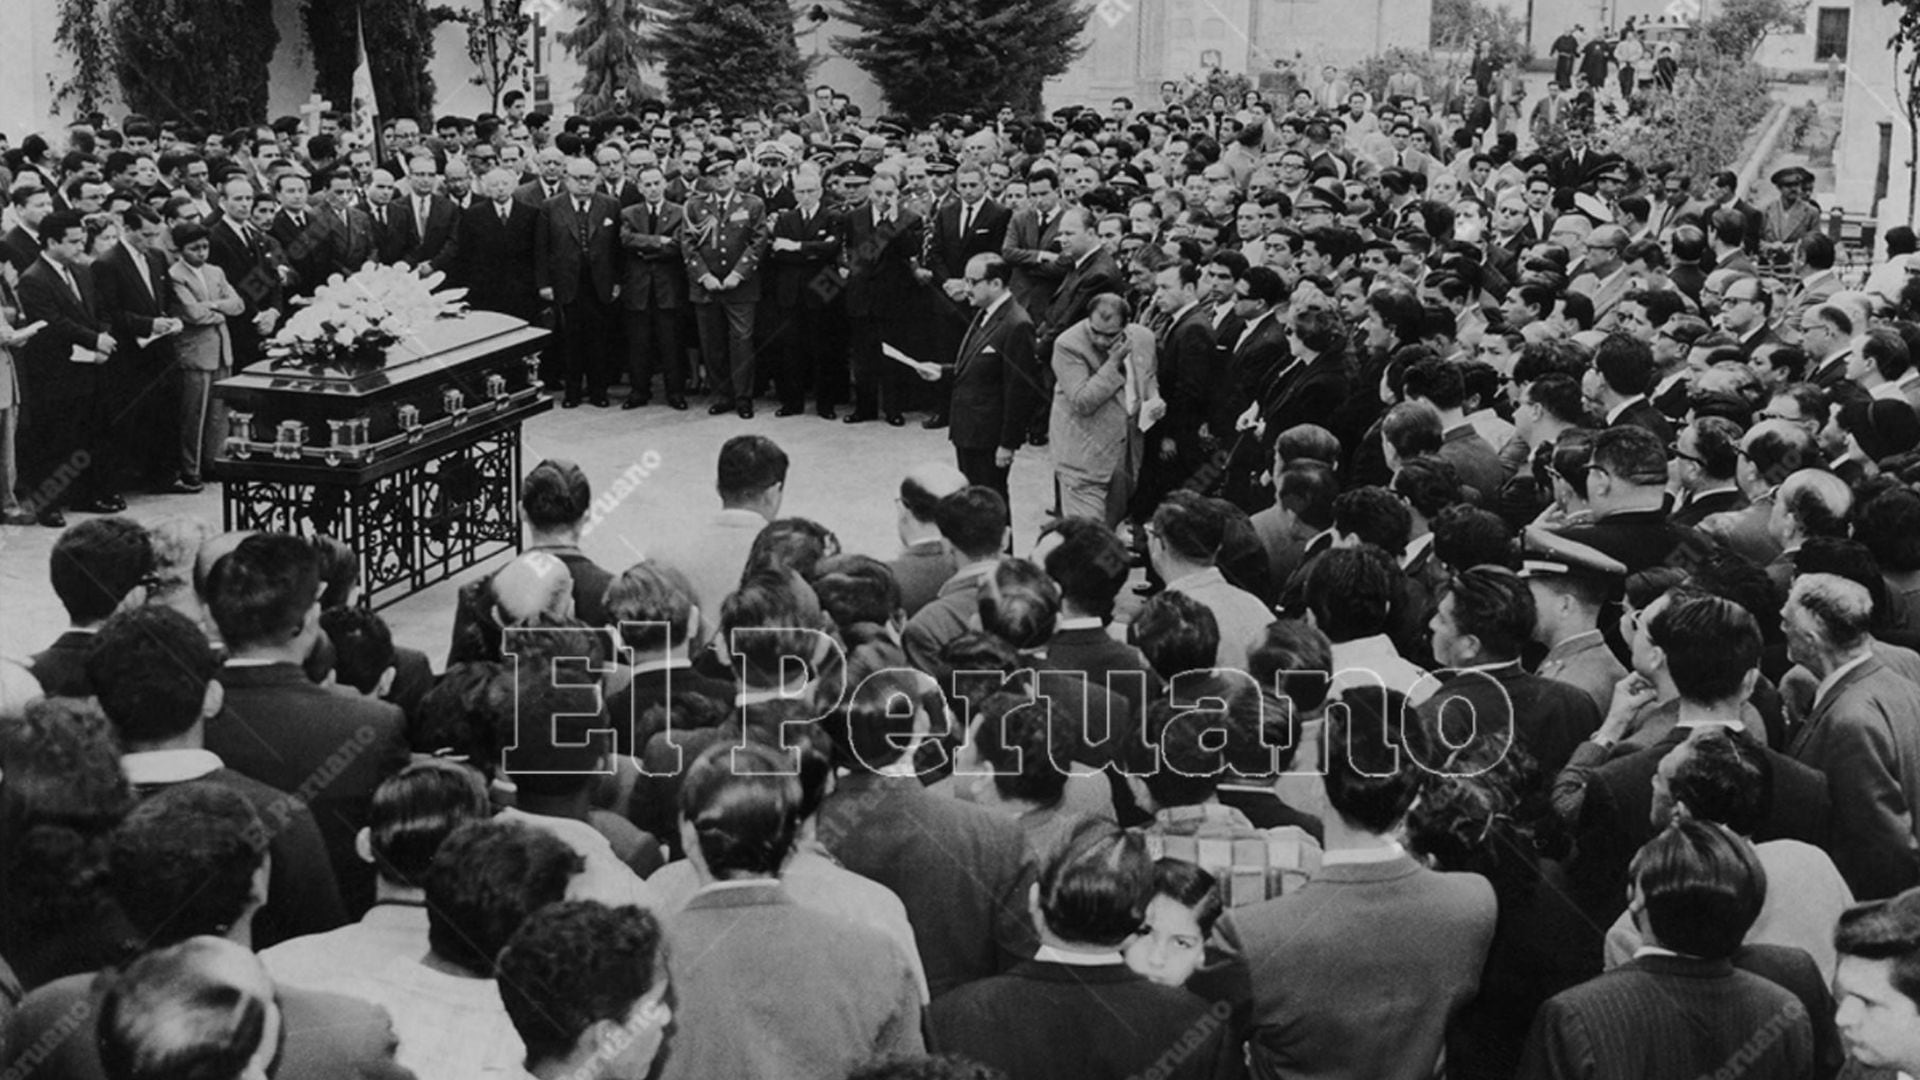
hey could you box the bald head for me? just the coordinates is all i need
[492,551,574,622]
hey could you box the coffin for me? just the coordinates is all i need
[213,310,552,484]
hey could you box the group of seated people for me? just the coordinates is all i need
[6,399,1920,1080]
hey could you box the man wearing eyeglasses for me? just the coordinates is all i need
[1717,275,1779,359]
[1798,303,1857,391]
[1570,224,1633,328]
[1669,417,1749,529]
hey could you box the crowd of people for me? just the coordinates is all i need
[9,60,1920,1080]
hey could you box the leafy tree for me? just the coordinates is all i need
[430,0,535,114]
[653,0,812,115]
[835,0,1089,123]
[556,0,652,114]
[1701,0,1809,60]
[1429,0,1531,64]
[1891,0,1920,220]
[112,0,279,128]
[54,0,116,116]
[305,0,438,122]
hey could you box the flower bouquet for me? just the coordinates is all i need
[266,262,469,375]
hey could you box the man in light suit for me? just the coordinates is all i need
[1785,573,1920,900]
[619,164,688,410]
[683,153,769,418]
[17,210,119,522]
[94,205,185,493]
[533,156,623,408]
[917,252,1041,513]
[168,222,245,491]
[1049,294,1158,528]
[1570,224,1635,329]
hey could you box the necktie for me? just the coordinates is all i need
[576,201,590,248]
[961,202,975,237]
[417,199,430,229]
[131,248,152,299]
[376,206,387,227]
[498,202,510,225]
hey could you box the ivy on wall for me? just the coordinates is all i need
[110,0,280,128]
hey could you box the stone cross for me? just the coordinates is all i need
[301,94,333,138]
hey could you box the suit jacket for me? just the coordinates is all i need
[205,662,410,915]
[600,177,643,209]
[1609,397,1675,445]
[1518,954,1813,1080]
[1157,303,1217,446]
[1699,491,1782,569]
[28,628,94,697]
[1050,320,1156,476]
[17,257,107,402]
[842,202,925,319]
[1038,248,1122,351]
[682,190,770,303]
[453,199,539,319]
[618,199,689,310]
[513,178,565,208]
[1,972,414,1080]
[603,662,737,757]
[1002,206,1067,316]
[533,192,622,306]
[926,198,1012,285]
[394,193,458,269]
[890,538,959,618]
[269,207,336,296]
[1205,853,1497,1080]
[1219,312,1290,441]
[1263,347,1353,440]
[93,242,171,347]
[1788,656,1920,899]
[946,294,1041,451]
[1418,660,1601,777]
[1571,725,1833,927]
[2,224,41,273]
[363,200,411,264]
[168,259,244,370]
[817,772,1038,1001]
[1671,487,1747,529]
[657,881,922,1080]
[206,216,281,320]
[767,202,844,310]
[929,962,1233,1080]
[321,203,376,275]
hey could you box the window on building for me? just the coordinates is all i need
[1816,8,1850,62]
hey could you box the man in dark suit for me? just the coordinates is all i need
[454,166,540,322]
[1135,261,1216,513]
[1568,593,1833,929]
[919,252,1041,510]
[361,168,413,265]
[1219,267,1291,508]
[766,164,844,417]
[922,165,1011,429]
[1549,425,1708,576]
[205,176,284,372]
[533,156,623,408]
[930,829,1234,1080]
[843,168,925,426]
[93,205,186,494]
[396,154,459,270]
[17,210,121,521]
[618,164,688,410]
[267,173,335,299]
[515,146,568,208]
[682,153,769,418]
[1035,206,1121,367]
[818,667,1038,1001]
[1669,417,1748,529]
[202,533,410,915]
[315,170,376,276]
[28,516,152,695]
[1785,572,1920,900]
[1000,167,1068,323]
[1421,565,1603,775]
[3,185,53,272]
[1722,274,1781,359]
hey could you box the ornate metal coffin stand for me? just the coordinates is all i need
[214,312,553,609]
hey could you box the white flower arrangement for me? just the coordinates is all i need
[267,262,470,374]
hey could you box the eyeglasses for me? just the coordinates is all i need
[1667,442,1704,465]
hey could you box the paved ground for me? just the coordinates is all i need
[0,399,1057,667]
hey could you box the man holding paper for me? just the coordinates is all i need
[1048,293,1162,528]
[16,209,119,524]
[95,205,185,494]
[915,252,1040,517]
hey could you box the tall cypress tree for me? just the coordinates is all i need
[653,0,812,116]
[556,0,651,114]
[304,0,437,122]
[837,0,1089,123]
[112,0,280,128]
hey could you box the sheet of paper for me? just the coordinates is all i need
[882,342,941,378]
[70,345,103,365]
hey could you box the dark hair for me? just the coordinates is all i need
[207,532,321,649]
[108,784,264,942]
[1241,265,1288,306]
[0,700,133,943]
[1669,727,1771,836]
[1036,827,1152,947]
[825,663,939,771]
[1275,424,1340,468]
[1382,401,1444,461]
[1276,460,1338,530]
[1432,505,1515,572]
[1864,327,1915,382]
[935,485,1010,559]
[1630,818,1767,959]
[87,606,218,743]
[716,435,789,503]
[972,690,1076,808]
[1594,332,1656,396]
[1650,593,1760,703]
[846,1057,1009,1080]
[1149,857,1225,935]
[811,553,902,633]
[1835,890,1920,1012]
[49,517,153,625]
[1303,546,1399,642]
[1392,455,1462,520]
[1591,424,1671,487]
[1441,565,1534,659]
[1323,686,1420,832]
[680,743,802,878]
[1041,518,1130,621]
[99,941,270,1080]
[1130,590,1220,678]
[1333,486,1412,557]
[1857,487,1920,573]
[1524,373,1588,427]
[522,459,593,529]
[744,517,840,582]
[317,606,396,695]
[604,560,700,652]
[1151,490,1224,564]
[424,819,583,976]
[367,759,491,887]
[1687,417,1743,482]
[1403,358,1465,410]
[979,558,1060,651]
[497,901,667,1070]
